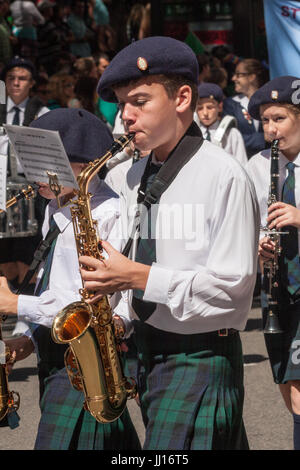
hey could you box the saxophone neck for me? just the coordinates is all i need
[76,133,135,194]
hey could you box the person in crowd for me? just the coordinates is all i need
[0,56,49,293]
[94,52,118,127]
[10,0,45,61]
[0,107,141,450]
[79,36,260,450]
[67,0,93,58]
[73,55,98,79]
[32,74,49,105]
[246,75,300,451]
[195,82,247,166]
[197,53,211,84]
[52,0,74,53]
[36,0,61,76]
[206,66,228,93]
[223,58,269,159]
[0,0,14,70]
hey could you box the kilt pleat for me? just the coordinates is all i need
[136,327,248,450]
[34,368,141,450]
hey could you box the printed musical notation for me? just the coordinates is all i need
[3,125,78,190]
[0,154,7,211]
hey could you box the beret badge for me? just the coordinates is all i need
[271,90,278,100]
[137,57,148,71]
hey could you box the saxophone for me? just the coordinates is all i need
[0,317,20,421]
[51,133,136,423]
[0,186,38,421]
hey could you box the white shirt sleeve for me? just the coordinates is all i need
[224,128,248,167]
[17,194,123,329]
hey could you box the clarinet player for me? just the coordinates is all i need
[246,76,300,450]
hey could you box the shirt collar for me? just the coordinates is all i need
[7,96,29,113]
[279,150,300,169]
[232,93,249,108]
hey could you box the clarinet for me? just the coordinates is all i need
[263,139,285,334]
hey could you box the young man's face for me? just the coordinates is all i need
[197,97,222,127]
[115,76,192,159]
[5,67,35,104]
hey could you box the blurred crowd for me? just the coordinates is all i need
[0,0,269,146]
[0,0,151,129]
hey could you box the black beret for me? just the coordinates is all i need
[97,36,199,102]
[197,82,224,102]
[248,75,300,120]
[30,108,114,163]
[1,56,36,80]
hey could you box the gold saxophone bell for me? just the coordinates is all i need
[51,133,136,424]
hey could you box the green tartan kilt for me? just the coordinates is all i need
[133,322,249,450]
[34,367,141,450]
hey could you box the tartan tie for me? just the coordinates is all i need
[12,106,20,125]
[35,216,59,296]
[281,162,300,297]
[205,129,211,141]
[132,162,161,321]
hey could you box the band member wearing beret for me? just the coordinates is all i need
[246,76,300,450]
[223,58,268,159]
[79,36,260,450]
[0,108,140,450]
[195,82,247,167]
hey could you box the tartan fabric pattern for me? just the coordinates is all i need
[34,368,141,450]
[281,162,300,296]
[35,215,59,296]
[135,324,248,450]
[132,163,161,321]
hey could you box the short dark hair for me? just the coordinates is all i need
[113,74,198,111]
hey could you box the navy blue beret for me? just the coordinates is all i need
[197,82,224,102]
[248,75,300,120]
[30,108,114,163]
[97,36,199,102]
[1,56,36,80]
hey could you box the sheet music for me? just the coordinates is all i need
[4,125,78,189]
[0,80,5,105]
[0,154,7,211]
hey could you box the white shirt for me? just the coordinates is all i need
[10,1,45,27]
[105,158,132,195]
[17,178,127,332]
[0,96,49,173]
[195,115,248,167]
[120,139,260,334]
[246,148,300,247]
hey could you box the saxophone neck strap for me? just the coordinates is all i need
[122,121,204,257]
[17,224,60,294]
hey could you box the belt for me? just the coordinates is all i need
[132,321,239,356]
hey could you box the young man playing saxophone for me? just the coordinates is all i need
[79,36,260,450]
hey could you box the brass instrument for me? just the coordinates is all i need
[0,183,38,214]
[0,316,20,421]
[263,139,287,334]
[0,184,38,420]
[52,133,136,423]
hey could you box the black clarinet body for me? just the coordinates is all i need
[263,139,284,334]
